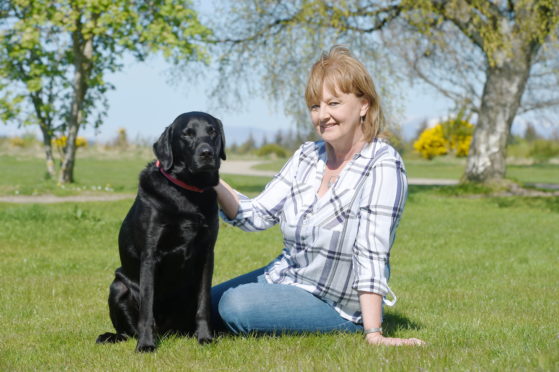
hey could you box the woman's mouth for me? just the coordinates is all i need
[320,122,337,129]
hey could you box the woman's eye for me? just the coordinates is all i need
[329,101,339,106]
[310,105,319,111]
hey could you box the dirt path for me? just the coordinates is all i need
[0,193,136,204]
[1,160,556,203]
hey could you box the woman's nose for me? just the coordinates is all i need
[318,104,330,121]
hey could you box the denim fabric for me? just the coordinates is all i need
[211,267,363,335]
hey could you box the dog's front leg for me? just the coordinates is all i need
[136,252,157,352]
[195,249,214,344]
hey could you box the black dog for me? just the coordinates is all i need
[96,112,225,352]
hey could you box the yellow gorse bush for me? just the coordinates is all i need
[52,135,88,149]
[413,125,449,159]
[413,116,474,160]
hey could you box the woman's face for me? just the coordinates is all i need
[310,84,369,149]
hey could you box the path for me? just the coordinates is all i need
[1,160,556,203]
[220,160,460,185]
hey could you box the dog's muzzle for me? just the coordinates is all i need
[193,143,218,171]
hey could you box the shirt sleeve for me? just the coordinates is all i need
[219,147,301,232]
[352,151,408,297]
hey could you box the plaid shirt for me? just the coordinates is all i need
[221,139,407,323]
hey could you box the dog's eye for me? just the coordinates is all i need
[184,128,195,138]
[207,127,216,137]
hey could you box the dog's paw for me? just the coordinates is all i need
[96,332,128,344]
[197,332,213,345]
[135,342,156,353]
[197,335,213,345]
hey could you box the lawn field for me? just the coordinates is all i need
[252,157,559,185]
[1,150,558,197]
[0,173,558,371]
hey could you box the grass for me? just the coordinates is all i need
[1,172,558,371]
[251,157,559,185]
[2,144,557,197]
[0,153,150,196]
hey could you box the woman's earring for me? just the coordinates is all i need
[360,116,365,125]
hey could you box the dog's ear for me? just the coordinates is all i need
[153,125,174,171]
[216,118,226,161]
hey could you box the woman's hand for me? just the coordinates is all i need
[365,332,425,346]
[214,179,240,220]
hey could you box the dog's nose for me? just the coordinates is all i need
[199,147,214,159]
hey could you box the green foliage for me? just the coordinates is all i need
[236,133,257,155]
[213,0,559,184]
[255,143,289,158]
[401,0,559,67]
[528,139,559,163]
[383,129,406,155]
[507,138,559,164]
[0,0,211,182]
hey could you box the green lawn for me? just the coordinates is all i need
[2,149,557,197]
[252,157,559,185]
[0,174,558,370]
[0,154,150,196]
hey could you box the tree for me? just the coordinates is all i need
[209,0,559,183]
[523,122,540,141]
[0,0,210,183]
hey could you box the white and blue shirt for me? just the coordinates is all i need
[221,139,408,323]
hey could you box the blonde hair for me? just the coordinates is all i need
[305,45,385,142]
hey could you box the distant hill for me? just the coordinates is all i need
[223,126,279,146]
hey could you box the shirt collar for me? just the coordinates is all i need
[315,139,382,162]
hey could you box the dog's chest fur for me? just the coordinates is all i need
[136,168,218,263]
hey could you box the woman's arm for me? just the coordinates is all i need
[214,179,240,220]
[359,291,425,346]
[354,147,424,346]
[213,145,305,231]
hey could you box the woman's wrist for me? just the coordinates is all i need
[365,331,384,343]
[363,327,383,336]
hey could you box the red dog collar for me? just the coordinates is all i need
[156,160,205,193]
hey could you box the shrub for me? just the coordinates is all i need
[413,116,474,160]
[256,143,289,158]
[382,129,405,155]
[52,136,88,149]
[413,124,449,159]
[9,133,37,148]
[9,137,25,147]
[528,139,559,163]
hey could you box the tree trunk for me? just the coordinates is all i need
[38,125,56,179]
[464,52,532,183]
[59,25,92,184]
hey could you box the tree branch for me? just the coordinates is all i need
[431,0,486,50]
[518,98,559,114]
[410,55,479,113]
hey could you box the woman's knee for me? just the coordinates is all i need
[218,284,262,335]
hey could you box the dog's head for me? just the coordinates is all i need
[153,112,226,180]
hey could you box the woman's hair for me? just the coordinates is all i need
[305,45,385,142]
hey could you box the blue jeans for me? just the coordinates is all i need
[211,266,363,335]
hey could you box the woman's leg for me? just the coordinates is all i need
[218,282,363,335]
[211,267,266,332]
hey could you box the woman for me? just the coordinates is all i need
[212,46,424,346]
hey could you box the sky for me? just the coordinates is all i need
[0,52,455,144]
